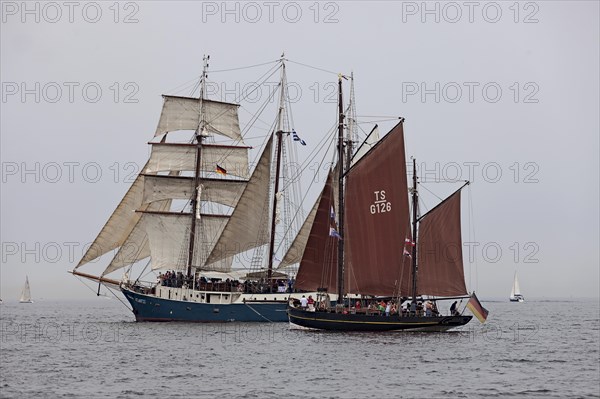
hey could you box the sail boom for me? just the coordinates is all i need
[135,210,229,218]
[141,174,247,207]
[146,142,250,178]
[148,142,252,150]
[70,270,121,288]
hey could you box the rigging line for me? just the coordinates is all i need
[273,133,337,258]
[286,59,341,76]
[164,76,202,95]
[355,118,403,125]
[188,80,201,97]
[165,60,279,96]
[209,59,280,73]
[239,102,280,136]
[74,274,131,311]
[353,119,375,140]
[133,258,153,286]
[231,63,282,108]
[181,65,280,173]
[420,179,469,183]
[187,63,282,143]
[418,182,444,201]
[211,133,271,143]
[105,284,133,311]
[358,115,404,118]
[468,184,479,292]
[279,121,338,192]
[243,302,275,322]
[129,246,153,285]
[239,84,281,136]
[75,274,109,297]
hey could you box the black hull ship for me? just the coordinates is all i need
[288,307,471,332]
[287,77,485,332]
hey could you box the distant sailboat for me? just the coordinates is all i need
[19,276,33,303]
[509,272,524,302]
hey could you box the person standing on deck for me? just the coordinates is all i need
[300,295,308,309]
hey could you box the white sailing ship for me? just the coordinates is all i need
[19,276,33,303]
[509,271,524,302]
[71,56,327,322]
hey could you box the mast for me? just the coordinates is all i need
[267,130,284,287]
[345,72,356,172]
[410,158,419,302]
[336,76,345,303]
[186,55,209,277]
[267,58,286,288]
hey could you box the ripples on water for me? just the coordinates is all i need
[0,299,598,398]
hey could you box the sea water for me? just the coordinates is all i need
[0,298,598,398]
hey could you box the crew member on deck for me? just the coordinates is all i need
[300,295,308,309]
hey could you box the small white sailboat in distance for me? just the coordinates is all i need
[509,271,524,302]
[19,276,33,303]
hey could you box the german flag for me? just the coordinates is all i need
[466,292,489,323]
[216,165,227,175]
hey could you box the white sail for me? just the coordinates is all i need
[19,276,32,303]
[278,191,320,268]
[204,137,273,265]
[154,95,243,141]
[514,274,522,295]
[77,163,149,268]
[510,272,524,301]
[142,175,246,207]
[141,211,231,271]
[101,197,172,275]
[146,143,250,178]
[511,272,522,296]
[351,125,380,166]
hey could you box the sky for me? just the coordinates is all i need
[1,1,598,300]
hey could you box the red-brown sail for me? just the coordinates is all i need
[294,171,339,292]
[344,122,412,296]
[416,190,468,296]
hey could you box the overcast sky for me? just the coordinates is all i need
[1,1,598,300]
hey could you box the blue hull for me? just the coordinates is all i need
[122,288,290,322]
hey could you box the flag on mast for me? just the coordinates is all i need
[292,129,306,145]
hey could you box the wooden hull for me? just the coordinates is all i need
[288,306,472,332]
